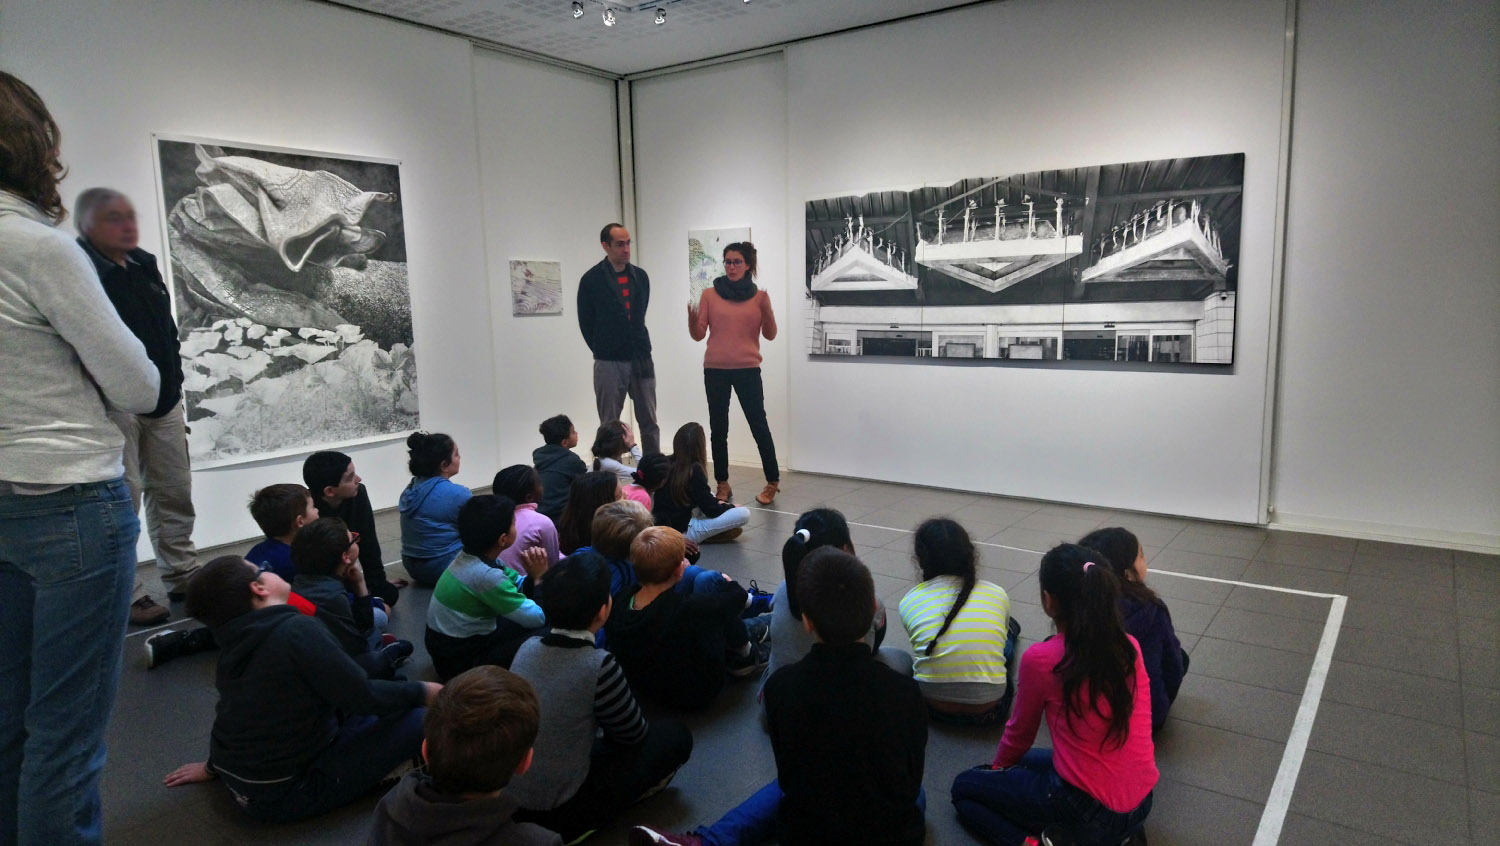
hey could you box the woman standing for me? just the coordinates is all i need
[0,72,161,845]
[688,241,780,505]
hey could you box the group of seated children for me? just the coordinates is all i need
[156,409,1188,846]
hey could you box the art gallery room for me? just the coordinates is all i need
[1,0,1496,844]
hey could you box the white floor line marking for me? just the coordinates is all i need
[1253,594,1346,846]
[1146,569,1341,599]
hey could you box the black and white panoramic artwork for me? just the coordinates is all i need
[805,153,1243,366]
[155,137,419,465]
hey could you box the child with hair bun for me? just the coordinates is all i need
[951,543,1156,846]
[399,431,471,586]
[1079,527,1187,734]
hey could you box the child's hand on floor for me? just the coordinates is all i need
[163,762,214,786]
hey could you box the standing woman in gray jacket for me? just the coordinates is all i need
[0,72,160,846]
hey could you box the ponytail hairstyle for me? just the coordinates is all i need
[724,241,758,277]
[632,453,671,493]
[913,518,977,656]
[781,508,852,619]
[492,465,543,506]
[665,422,708,506]
[1078,527,1162,609]
[407,431,457,478]
[1039,543,1137,747]
[590,421,630,469]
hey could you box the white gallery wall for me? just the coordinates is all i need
[1,0,499,554]
[1272,0,1500,547]
[778,0,1287,522]
[632,55,790,471]
[471,51,624,473]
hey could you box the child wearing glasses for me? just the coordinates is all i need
[293,517,414,679]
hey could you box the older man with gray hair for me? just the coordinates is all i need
[75,187,198,626]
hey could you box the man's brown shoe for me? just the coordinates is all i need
[129,596,170,626]
[715,481,733,502]
[755,482,779,505]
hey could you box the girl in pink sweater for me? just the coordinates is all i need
[951,543,1157,846]
[688,241,780,506]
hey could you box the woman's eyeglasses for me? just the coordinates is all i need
[723,258,745,266]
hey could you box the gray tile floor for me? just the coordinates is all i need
[109,467,1500,845]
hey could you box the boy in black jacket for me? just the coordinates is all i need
[292,518,413,679]
[630,548,927,846]
[163,555,438,823]
[304,450,407,604]
[533,414,588,522]
[605,527,769,711]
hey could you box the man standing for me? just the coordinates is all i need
[76,188,198,626]
[578,223,659,455]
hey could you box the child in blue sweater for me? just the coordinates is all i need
[400,431,472,586]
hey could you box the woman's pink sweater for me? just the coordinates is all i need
[690,288,777,369]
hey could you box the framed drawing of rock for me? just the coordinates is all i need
[688,226,751,311]
[153,136,419,466]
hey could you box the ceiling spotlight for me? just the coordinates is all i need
[655,7,665,24]
[571,1,583,17]
[602,7,615,25]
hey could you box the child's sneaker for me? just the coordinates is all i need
[628,826,702,846]
[728,639,771,678]
[743,612,771,644]
[743,580,774,616]
[144,627,215,669]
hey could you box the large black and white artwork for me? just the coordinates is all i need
[805,153,1243,365]
[155,137,418,466]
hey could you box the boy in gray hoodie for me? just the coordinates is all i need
[368,666,562,846]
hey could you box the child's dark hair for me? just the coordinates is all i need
[407,431,456,477]
[493,464,543,505]
[913,518,977,656]
[797,547,874,645]
[248,483,311,539]
[557,471,619,554]
[724,241,758,277]
[1039,542,1136,747]
[185,555,260,629]
[1078,527,1161,608]
[538,551,612,629]
[425,666,540,795]
[539,414,573,445]
[291,517,352,577]
[457,494,518,557]
[781,508,851,619]
[632,453,670,491]
[590,421,630,467]
[302,450,351,498]
[665,422,708,506]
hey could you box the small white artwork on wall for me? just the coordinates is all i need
[688,226,751,311]
[154,135,418,467]
[510,259,563,316]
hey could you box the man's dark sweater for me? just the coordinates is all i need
[577,259,651,362]
[533,444,588,522]
[605,581,747,711]
[367,772,562,846]
[315,484,399,605]
[207,605,425,783]
[764,641,927,846]
[78,239,182,417]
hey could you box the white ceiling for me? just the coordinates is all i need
[322,0,988,76]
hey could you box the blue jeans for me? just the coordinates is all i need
[951,750,1151,845]
[686,506,750,544]
[403,550,459,587]
[0,479,139,846]
[216,709,426,823]
[675,564,727,595]
[696,779,926,846]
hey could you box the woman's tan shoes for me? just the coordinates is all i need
[755,482,779,505]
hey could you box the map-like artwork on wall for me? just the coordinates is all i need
[688,226,751,311]
[510,259,563,316]
[155,136,419,466]
[805,153,1243,366]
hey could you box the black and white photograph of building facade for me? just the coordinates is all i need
[804,153,1243,365]
[156,137,419,465]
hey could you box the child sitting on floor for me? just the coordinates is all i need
[1080,527,1187,734]
[293,518,413,679]
[399,431,472,587]
[605,526,769,711]
[898,518,1020,725]
[556,470,624,555]
[425,495,549,681]
[367,666,561,846]
[534,414,588,522]
[303,450,406,604]
[494,464,562,574]
[951,543,1157,846]
[508,552,694,841]
[590,420,645,491]
[630,548,927,846]
[163,555,437,823]
[623,452,666,509]
[246,483,319,582]
[652,422,749,544]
